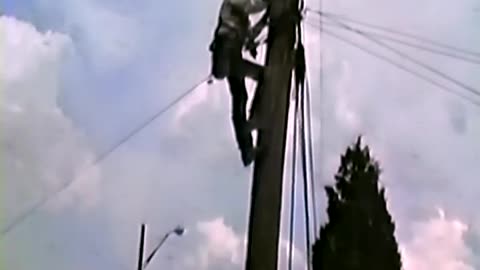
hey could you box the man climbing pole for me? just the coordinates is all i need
[209,0,270,166]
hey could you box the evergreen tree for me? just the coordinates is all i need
[312,137,402,270]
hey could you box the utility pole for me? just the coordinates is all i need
[245,0,299,269]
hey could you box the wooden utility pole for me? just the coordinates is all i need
[245,0,299,269]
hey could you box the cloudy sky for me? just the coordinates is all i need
[1,0,480,269]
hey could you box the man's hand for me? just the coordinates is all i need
[246,40,258,58]
[249,47,258,58]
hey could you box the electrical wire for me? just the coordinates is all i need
[305,8,480,59]
[1,76,210,237]
[321,14,480,99]
[307,19,480,65]
[304,21,480,108]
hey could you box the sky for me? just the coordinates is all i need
[1,0,480,269]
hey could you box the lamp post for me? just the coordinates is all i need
[141,225,185,270]
[137,224,146,270]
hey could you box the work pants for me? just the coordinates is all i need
[210,33,263,162]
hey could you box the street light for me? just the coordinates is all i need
[172,225,185,237]
[141,225,185,269]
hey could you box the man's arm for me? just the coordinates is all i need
[244,9,269,57]
[229,0,269,14]
[248,10,269,40]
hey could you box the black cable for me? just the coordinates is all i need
[306,8,480,59]
[1,76,210,237]
[308,19,480,65]
[294,18,314,269]
[300,18,319,241]
[322,14,480,99]
[304,21,480,108]
[299,85,313,270]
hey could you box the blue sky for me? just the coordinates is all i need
[1,0,480,269]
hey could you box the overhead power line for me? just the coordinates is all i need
[304,22,480,107]
[308,19,480,65]
[1,76,210,237]
[317,14,480,99]
[305,8,480,59]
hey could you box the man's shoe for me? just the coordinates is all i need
[245,117,258,132]
[241,147,258,167]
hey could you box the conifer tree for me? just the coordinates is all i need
[312,137,402,270]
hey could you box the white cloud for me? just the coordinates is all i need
[63,0,143,72]
[400,208,474,270]
[0,15,101,231]
[188,217,307,270]
[196,217,243,267]
[300,1,480,268]
[19,0,144,73]
[4,0,480,268]
[173,81,225,131]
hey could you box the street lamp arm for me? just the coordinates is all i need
[143,232,171,269]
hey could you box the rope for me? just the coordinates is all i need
[1,76,210,237]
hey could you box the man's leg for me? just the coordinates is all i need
[239,59,263,81]
[243,60,265,132]
[227,76,256,166]
[247,69,264,128]
[232,58,265,132]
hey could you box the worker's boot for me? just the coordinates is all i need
[239,120,258,167]
[245,116,263,134]
[241,145,258,167]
